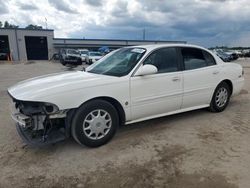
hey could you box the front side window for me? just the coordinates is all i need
[144,47,178,73]
[182,48,216,70]
[87,48,146,77]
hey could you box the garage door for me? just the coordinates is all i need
[25,36,48,60]
[0,35,10,60]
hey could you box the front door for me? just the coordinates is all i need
[130,47,183,121]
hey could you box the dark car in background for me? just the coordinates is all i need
[59,49,82,67]
[228,52,239,60]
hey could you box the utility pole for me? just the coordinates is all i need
[143,28,145,40]
[45,17,47,29]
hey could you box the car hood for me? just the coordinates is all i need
[8,71,115,102]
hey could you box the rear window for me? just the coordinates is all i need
[203,51,216,66]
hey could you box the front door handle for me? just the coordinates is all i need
[172,77,181,82]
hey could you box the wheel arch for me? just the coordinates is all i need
[220,79,233,95]
[80,96,126,126]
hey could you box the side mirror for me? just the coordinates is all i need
[134,64,158,76]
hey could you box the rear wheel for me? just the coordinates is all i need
[209,82,231,112]
[71,100,119,147]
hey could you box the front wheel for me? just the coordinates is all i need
[209,82,231,112]
[71,100,119,147]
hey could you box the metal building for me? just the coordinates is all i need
[0,28,186,61]
[0,28,54,61]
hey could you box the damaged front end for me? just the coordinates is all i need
[10,98,73,146]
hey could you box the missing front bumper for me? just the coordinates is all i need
[11,112,31,128]
[16,123,66,146]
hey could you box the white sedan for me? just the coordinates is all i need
[87,51,103,64]
[8,44,244,147]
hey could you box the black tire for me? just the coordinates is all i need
[71,100,119,147]
[209,82,231,112]
[77,58,82,65]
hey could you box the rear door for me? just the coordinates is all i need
[180,47,220,108]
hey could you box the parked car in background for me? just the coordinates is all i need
[242,50,250,57]
[8,44,244,147]
[78,49,89,62]
[214,50,232,62]
[98,46,110,54]
[224,51,238,61]
[59,49,82,67]
[87,51,103,64]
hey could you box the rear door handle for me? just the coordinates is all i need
[172,77,181,82]
[213,71,219,75]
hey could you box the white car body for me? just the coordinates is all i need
[8,44,244,123]
[9,44,244,124]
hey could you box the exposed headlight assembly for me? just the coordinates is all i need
[43,103,59,114]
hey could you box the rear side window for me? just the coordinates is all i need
[181,48,216,70]
[144,47,178,73]
[203,51,216,66]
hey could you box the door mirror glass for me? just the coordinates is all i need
[135,64,158,76]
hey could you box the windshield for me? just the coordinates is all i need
[68,49,79,55]
[86,47,146,77]
[80,51,89,55]
[89,52,102,56]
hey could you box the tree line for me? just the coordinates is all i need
[0,21,43,30]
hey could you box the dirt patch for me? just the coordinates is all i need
[166,171,237,188]
[240,89,248,95]
[0,90,7,97]
[3,145,237,188]
[25,61,36,64]
[197,130,223,142]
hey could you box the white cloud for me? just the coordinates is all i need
[1,0,250,46]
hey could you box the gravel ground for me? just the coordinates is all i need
[0,59,250,188]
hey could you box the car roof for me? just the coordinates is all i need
[127,43,210,52]
[89,51,101,53]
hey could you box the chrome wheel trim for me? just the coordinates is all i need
[215,87,228,108]
[83,109,112,140]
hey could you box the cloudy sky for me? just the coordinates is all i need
[1,0,250,47]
